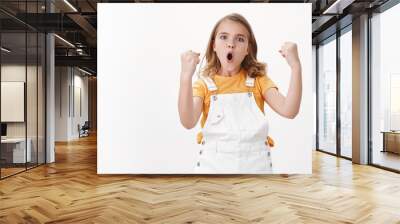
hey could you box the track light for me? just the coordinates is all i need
[1,47,11,53]
[78,67,93,76]
[63,0,78,12]
[323,0,355,15]
[54,34,75,48]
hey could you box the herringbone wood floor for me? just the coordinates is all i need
[1,134,400,224]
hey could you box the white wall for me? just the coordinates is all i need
[55,67,89,141]
[1,82,24,123]
[72,72,89,138]
[55,67,69,141]
[98,3,313,174]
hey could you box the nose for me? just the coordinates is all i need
[227,38,235,49]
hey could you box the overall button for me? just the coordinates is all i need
[199,150,203,155]
[211,112,224,124]
[197,162,200,167]
[270,162,273,167]
[267,151,270,156]
[213,95,217,101]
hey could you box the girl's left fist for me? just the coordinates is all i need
[279,42,300,68]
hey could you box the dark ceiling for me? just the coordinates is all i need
[0,0,392,75]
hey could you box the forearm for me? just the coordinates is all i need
[178,75,196,129]
[283,63,302,118]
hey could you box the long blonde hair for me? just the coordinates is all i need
[200,13,267,78]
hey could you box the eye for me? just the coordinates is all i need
[219,34,227,40]
[237,36,245,42]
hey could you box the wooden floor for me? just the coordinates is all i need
[1,134,400,223]
[1,163,45,178]
[0,167,26,178]
[373,151,400,171]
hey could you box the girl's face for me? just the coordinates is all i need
[213,19,250,73]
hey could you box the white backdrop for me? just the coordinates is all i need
[98,3,312,174]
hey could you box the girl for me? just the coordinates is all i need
[178,13,302,174]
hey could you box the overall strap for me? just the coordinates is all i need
[201,76,218,91]
[245,75,255,87]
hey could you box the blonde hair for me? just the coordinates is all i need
[200,13,267,78]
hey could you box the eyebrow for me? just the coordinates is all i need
[218,32,247,38]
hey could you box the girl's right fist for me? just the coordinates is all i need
[180,50,200,79]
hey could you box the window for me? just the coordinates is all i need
[339,28,352,158]
[318,36,337,155]
[371,2,400,171]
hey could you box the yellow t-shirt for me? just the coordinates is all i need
[192,69,278,145]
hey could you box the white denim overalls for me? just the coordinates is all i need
[194,74,273,174]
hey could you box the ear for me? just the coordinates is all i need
[245,45,249,55]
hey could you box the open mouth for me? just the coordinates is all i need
[227,53,233,61]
